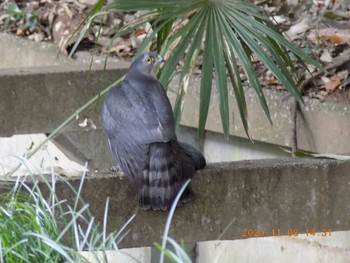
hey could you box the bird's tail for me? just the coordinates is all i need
[139,141,198,211]
[178,141,206,170]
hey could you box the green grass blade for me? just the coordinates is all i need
[68,0,105,58]
[159,179,191,263]
[154,242,177,263]
[166,237,192,263]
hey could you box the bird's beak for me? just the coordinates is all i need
[156,55,165,63]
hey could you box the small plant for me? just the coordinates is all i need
[0,189,62,262]
[3,2,37,33]
[0,153,197,263]
[1,153,196,262]
[0,156,134,263]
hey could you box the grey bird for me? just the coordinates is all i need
[101,51,206,211]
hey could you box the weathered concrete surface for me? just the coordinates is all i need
[297,99,350,154]
[56,126,290,171]
[167,77,350,154]
[196,231,350,263]
[0,32,122,69]
[0,33,69,69]
[1,66,350,155]
[78,230,350,262]
[0,125,289,177]
[0,66,127,136]
[1,158,348,249]
[81,247,152,263]
[1,31,350,155]
[0,133,88,177]
[0,32,349,174]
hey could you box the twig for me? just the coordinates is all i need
[300,48,350,93]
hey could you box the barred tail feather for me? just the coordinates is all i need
[139,141,194,211]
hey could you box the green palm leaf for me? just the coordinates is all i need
[80,0,321,138]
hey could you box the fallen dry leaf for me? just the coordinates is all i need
[315,90,328,100]
[266,76,279,85]
[320,34,342,45]
[28,32,45,42]
[320,49,333,63]
[284,16,310,40]
[325,76,341,92]
[133,27,145,37]
[16,27,23,35]
[309,28,350,45]
[108,38,132,57]
[52,3,87,54]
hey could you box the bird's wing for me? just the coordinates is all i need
[101,80,175,189]
[108,136,149,191]
[104,79,176,145]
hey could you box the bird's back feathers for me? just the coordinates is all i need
[101,52,206,210]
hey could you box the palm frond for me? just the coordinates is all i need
[81,0,321,138]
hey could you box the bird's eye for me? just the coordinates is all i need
[146,57,154,63]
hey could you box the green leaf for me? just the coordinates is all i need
[198,13,213,138]
[5,2,22,16]
[282,148,350,160]
[109,0,203,12]
[224,45,250,139]
[70,0,323,139]
[154,242,177,263]
[237,23,302,101]
[235,10,321,69]
[159,9,207,86]
[224,11,273,124]
[211,7,230,138]
[173,8,208,125]
[221,9,272,125]
[68,0,104,58]
[134,17,173,59]
[157,19,174,52]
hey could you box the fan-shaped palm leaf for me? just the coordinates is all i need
[86,0,321,138]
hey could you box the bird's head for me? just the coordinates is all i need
[129,52,165,77]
